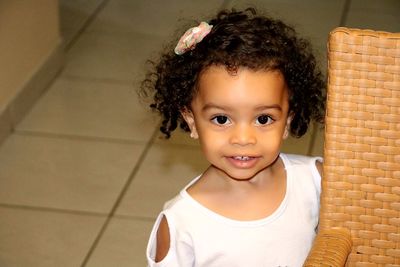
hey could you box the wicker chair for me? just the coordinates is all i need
[304,28,400,266]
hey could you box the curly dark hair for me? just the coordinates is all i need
[140,8,326,138]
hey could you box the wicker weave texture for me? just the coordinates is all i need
[321,28,400,266]
[304,228,352,267]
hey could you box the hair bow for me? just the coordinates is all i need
[174,22,213,55]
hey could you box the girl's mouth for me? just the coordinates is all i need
[227,156,259,169]
[233,156,252,161]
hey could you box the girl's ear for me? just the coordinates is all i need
[181,109,199,139]
[283,114,293,140]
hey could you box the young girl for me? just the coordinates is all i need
[141,8,325,267]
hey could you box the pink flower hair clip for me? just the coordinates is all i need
[174,22,213,55]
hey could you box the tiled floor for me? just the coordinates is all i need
[0,0,399,266]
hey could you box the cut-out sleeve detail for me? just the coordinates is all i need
[146,212,194,267]
[155,215,170,262]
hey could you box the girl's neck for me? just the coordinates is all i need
[186,157,287,221]
[199,154,283,190]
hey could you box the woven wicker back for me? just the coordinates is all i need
[322,28,400,266]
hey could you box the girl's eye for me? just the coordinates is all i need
[256,115,274,125]
[211,115,230,125]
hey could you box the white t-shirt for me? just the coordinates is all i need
[147,153,322,267]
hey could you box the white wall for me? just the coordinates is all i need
[0,0,63,143]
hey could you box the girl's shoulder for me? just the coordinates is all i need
[281,153,323,193]
[281,153,322,167]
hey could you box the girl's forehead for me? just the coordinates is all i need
[193,65,289,107]
[197,65,287,92]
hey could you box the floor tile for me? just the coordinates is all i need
[154,128,199,146]
[0,206,105,267]
[310,126,324,157]
[59,0,105,47]
[281,123,316,156]
[345,0,400,32]
[281,135,310,156]
[62,31,163,82]
[116,143,208,218]
[228,0,345,49]
[87,0,227,37]
[17,78,159,142]
[0,134,144,213]
[86,217,153,267]
[315,44,328,76]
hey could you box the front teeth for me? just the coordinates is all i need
[234,156,251,161]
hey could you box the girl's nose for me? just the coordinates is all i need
[229,124,257,146]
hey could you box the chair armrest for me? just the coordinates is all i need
[303,228,352,267]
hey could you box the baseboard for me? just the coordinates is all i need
[0,41,64,146]
[0,108,12,145]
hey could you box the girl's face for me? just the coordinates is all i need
[182,65,291,181]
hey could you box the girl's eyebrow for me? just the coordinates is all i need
[254,104,282,111]
[202,103,231,111]
[202,103,283,112]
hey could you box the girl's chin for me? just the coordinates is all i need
[209,165,264,182]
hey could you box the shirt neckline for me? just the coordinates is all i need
[180,153,292,227]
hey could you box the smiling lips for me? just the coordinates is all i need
[233,156,252,161]
[227,155,260,168]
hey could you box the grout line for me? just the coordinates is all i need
[80,126,160,267]
[14,129,150,146]
[153,140,200,149]
[64,0,111,51]
[0,203,156,222]
[60,74,142,86]
[339,0,352,26]
[15,128,201,150]
[112,214,156,222]
[0,203,107,218]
